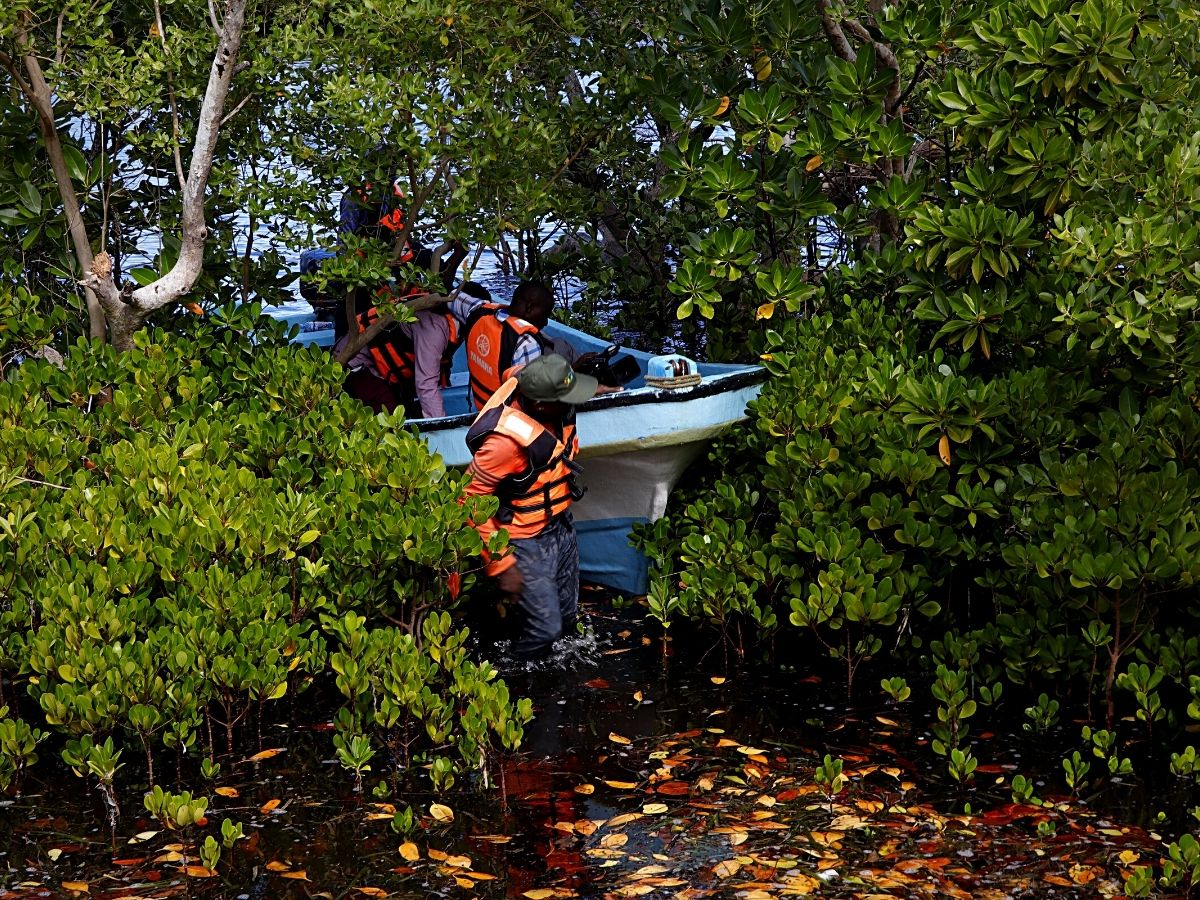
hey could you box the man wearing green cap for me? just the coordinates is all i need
[464,354,599,659]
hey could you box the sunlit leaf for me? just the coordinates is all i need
[61,883,89,894]
[214,787,239,798]
[609,732,632,745]
[266,860,291,872]
[574,783,595,795]
[429,803,454,822]
[642,803,669,815]
[398,842,420,862]
[181,865,216,878]
[603,780,638,790]
[260,798,281,814]
[245,748,285,762]
[281,870,310,880]
[713,859,742,878]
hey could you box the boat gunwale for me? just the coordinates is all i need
[411,365,768,434]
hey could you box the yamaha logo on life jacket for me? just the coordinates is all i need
[473,332,493,368]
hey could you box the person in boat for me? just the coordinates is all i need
[464,354,598,660]
[460,280,556,410]
[335,267,483,418]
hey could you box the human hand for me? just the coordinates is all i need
[496,564,523,595]
[594,384,623,395]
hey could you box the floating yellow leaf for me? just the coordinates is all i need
[876,716,899,727]
[355,889,389,897]
[429,802,454,823]
[398,842,420,862]
[1118,850,1140,865]
[600,833,629,849]
[714,859,742,878]
[266,860,290,872]
[603,780,637,790]
[427,848,449,862]
[642,803,669,815]
[454,876,474,889]
[574,820,599,836]
[246,748,285,762]
[729,831,749,846]
[609,732,631,745]
[736,746,767,756]
[632,691,644,703]
[607,812,644,827]
[444,854,471,868]
[710,676,727,684]
[214,787,239,798]
[181,866,216,878]
[806,154,824,172]
[522,891,556,899]
[281,870,310,880]
[574,783,595,795]
[260,798,281,814]
[553,821,575,833]
[61,883,89,894]
[129,830,158,843]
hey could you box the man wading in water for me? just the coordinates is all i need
[464,354,598,659]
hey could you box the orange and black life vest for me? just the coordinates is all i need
[464,304,550,409]
[359,297,461,386]
[465,379,583,533]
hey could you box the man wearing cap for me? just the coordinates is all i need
[464,354,599,659]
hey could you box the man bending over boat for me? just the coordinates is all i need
[464,354,598,660]
[460,280,555,410]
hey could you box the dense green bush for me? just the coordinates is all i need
[637,0,1200,803]
[0,308,528,797]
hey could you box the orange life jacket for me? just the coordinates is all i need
[359,294,460,386]
[465,379,582,535]
[464,304,548,409]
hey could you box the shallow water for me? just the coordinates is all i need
[0,595,1179,898]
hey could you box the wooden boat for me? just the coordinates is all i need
[284,312,765,594]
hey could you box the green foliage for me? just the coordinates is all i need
[0,319,526,795]
[639,0,1200,807]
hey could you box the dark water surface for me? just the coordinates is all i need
[0,593,1176,898]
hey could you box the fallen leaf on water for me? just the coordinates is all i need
[427,849,449,862]
[633,691,643,703]
[429,802,454,822]
[603,780,637,790]
[574,820,599,836]
[601,833,629,849]
[1043,874,1074,887]
[266,861,291,872]
[214,787,239,798]
[454,876,474,889]
[245,748,285,762]
[729,831,749,846]
[281,871,310,881]
[609,732,632,745]
[583,678,610,689]
[181,866,216,878]
[1118,850,1140,865]
[260,798,281,814]
[112,858,145,867]
[553,821,575,833]
[736,746,767,756]
[642,803,668,815]
[716,738,740,749]
[876,715,899,727]
[445,854,471,868]
[398,842,420,861]
[355,888,389,897]
[607,813,643,827]
[710,676,726,685]
[574,783,595,795]
[61,883,89,894]
[128,831,158,843]
[656,781,689,796]
[603,648,631,655]
[474,834,511,844]
[522,891,556,899]
[713,859,742,878]
[47,848,63,862]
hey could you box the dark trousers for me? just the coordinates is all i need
[511,515,579,659]
[343,369,420,418]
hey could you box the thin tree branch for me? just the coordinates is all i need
[816,0,857,63]
[153,0,189,192]
[9,23,112,339]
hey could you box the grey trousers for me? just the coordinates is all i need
[510,515,579,659]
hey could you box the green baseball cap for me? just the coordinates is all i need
[517,354,598,405]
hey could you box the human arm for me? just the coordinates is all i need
[463,434,525,575]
